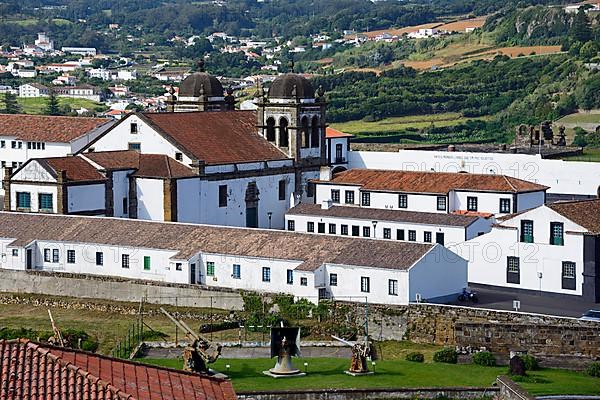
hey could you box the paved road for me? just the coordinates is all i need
[448,286,599,318]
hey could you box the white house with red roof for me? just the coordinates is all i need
[0,114,114,194]
[326,127,353,172]
[455,199,600,303]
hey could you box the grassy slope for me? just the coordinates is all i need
[141,357,600,395]
[557,112,600,125]
[0,95,107,114]
[330,112,490,137]
[0,300,230,355]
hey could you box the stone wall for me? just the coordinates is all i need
[362,303,600,362]
[0,269,244,310]
[495,376,534,400]
[237,387,499,400]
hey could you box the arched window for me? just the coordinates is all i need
[266,117,276,142]
[301,116,309,148]
[279,117,289,147]
[310,116,320,148]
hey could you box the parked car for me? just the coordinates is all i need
[579,309,600,322]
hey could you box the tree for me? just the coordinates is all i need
[571,9,592,43]
[579,41,598,61]
[44,90,61,116]
[2,92,21,114]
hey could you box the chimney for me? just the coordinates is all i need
[190,159,205,176]
[319,166,332,181]
[321,199,332,210]
[2,167,13,211]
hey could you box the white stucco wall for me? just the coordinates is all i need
[67,184,105,213]
[10,184,58,213]
[349,150,600,196]
[284,212,480,245]
[408,244,468,302]
[136,178,164,221]
[86,115,193,165]
[112,170,133,217]
[456,206,587,296]
[177,173,295,229]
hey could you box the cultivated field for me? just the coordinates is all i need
[330,112,489,136]
[438,17,487,32]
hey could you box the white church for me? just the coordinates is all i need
[3,69,351,229]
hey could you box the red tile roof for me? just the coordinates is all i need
[134,154,196,179]
[548,199,600,234]
[41,156,106,182]
[0,114,112,142]
[141,111,288,165]
[326,127,353,138]
[319,169,548,194]
[83,151,196,179]
[0,339,236,400]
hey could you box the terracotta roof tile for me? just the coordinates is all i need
[0,212,435,271]
[41,156,106,182]
[141,111,287,165]
[84,151,196,179]
[547,199,600,234]
[320,169,548,194]
[0,114,112,142]
[133,154,196,179]
[326,127,353,138]
[287,203,480,227]
[0,339,236,400]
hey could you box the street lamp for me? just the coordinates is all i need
[304,362,308,374]
[371,220,378,238]
[371,361,376,373]
[267,212,273,229]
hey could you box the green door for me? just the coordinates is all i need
[246,207,258,228]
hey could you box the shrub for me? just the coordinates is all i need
[522,354,539,371]
[473,351,496,366]
[433,347,457,364]
[587,362,600,377]
[406,352,425,362]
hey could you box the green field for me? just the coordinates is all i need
[140,357,600,395]
[0,95,108,115]
[330,113,489,137]
[557,112,600,125]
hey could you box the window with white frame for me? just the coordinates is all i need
[232,264,241,279]
[360,276,370,293]
[122,254,129,269]
[329,273,338,286]
[300,277,308,286]
[388,279,398,296]
[206,261,215,276]
[286,269,293,284]
[52,249,59,263]
[96,252,103,266]
[307,221,314,232]
[561,261,576,290]
[506,256,520,284]
[398,194,408,208]
[467,196,478,212]
[67,250,75,264]
[44,249,50,263]
[437,196,447,211]
[345,190,354,204]
[499,198,511,213]
[361,192,370,206]
[383,228,391,239]
[331,189,340,203]
[287,220,295,231]
[262,267,271,282]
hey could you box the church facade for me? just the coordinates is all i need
[3,70,338,229]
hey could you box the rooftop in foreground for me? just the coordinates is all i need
[0,339,236,400]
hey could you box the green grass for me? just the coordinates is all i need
[0,95,108,115]
[330,113,490,136]
[139,357,600,395]
[563,148,600,162]
[557,112,600,125]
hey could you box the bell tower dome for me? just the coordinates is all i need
[174,60,235,112]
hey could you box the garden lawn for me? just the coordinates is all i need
[139,357,600,395]
[0,95,108,115]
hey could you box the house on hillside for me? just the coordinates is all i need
[0,212,468,305]
[18,83,49,98]
[457,199,600,303]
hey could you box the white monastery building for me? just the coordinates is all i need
[3,70,353,230]
[457,199,600,303]
[0,212,468,305]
